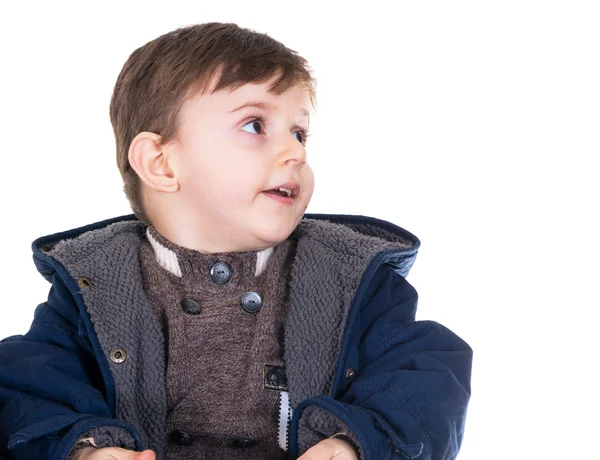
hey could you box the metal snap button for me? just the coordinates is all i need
[109,347,127,364]
[77,277,92,288]
[344,368,356,379]
[209,261,232,284]
[241,291,262,313]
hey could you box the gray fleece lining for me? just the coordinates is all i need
[297,405,366,459]
[86,425,137,450]
[42,215,416,459]
[46,221,167,459]
[283,218,412,409]
[65,426,137,459]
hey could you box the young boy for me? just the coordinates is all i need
[0,22,472,460]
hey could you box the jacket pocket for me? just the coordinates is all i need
[372,411,424,459]
[8,413,89,449]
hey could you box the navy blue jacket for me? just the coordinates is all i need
[0,213,472,459]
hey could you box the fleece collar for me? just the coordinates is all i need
[144,225,276,278]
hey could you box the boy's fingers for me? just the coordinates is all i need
[88,447,156,460]
[298,440,332,460]
[127,449,156,460]
[298,438,357,460]
[140,450,157,460]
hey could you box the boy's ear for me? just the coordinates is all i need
[128,131,180,193]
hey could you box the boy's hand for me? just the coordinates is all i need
[298,437,359,460]
[72,446,156,460]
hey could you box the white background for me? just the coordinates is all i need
[1,1,598,458]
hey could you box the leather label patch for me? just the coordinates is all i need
[263,364,288,391]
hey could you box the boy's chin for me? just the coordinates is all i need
[253,220,298,246]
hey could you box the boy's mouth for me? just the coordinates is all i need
[263,181,299,198]
[264,188,293,198]
[263,189,295,206]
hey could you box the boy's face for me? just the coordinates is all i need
[162,72,315,252]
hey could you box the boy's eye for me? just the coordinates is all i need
[294,129,309,144]
[241,116,309,145]
[241,118,264,135]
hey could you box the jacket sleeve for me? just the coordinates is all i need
[290,268,473,460]
[0,272,143,460]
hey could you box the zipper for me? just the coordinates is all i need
[278,390,293,451]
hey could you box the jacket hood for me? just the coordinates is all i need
[31,212,421,284]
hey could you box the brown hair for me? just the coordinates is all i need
[109,22,317,225]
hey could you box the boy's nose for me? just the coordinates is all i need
[281,144,307,166]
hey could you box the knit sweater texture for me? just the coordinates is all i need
[138,225,296,459]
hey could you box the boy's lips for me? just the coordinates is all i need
[264,181,300,198]
[263,190,295,206]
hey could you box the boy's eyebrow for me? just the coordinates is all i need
[228,100,309,117]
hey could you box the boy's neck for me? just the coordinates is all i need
[145,224,276,279]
